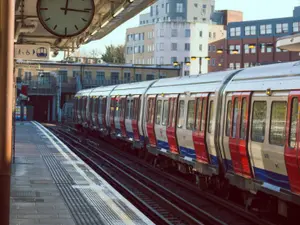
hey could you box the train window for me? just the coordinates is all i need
[289,98,298,148]
[200,98,207,132]
[195,98,202,130]
[98,98,102,116]
[208,100,214,133]
[251,101,267,143]
[130,99,134,120]
[270,101,287,146]
[115,99,121,118]
[172,100,176,127]
[177,100,185,128]
[133,98,140,120]
[186,100,195,130]
[232,99,239,138]
[120,99,126,119]
[147,98,154,123]
[225,101,232,136]
[239,98,247,140]
[162,100,169,126]
[168,100,174,127]
[126,99,131,119]
[155,100,162,124]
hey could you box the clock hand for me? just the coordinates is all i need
[64,0,69,15]
[60,8,90,13]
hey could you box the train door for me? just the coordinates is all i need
[193,94,210,163]
[119,97,127,137]
[229,92,253,178]
[206,95,218,166]
[98,97,107,129]
[176,95,196,160]
[87,97,93,126]
[155,95,169,151]
[146,96,157,147]
[92,97,99,128]
[110,97,116,134]
[166,96,179,154]
[114,96,122,135]
[125,96,134,140]
[81,97,87,124]
[285,91,300,193]
[132,96,141,141]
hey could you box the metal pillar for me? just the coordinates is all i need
[0,0,15,224]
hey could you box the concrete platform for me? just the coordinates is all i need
[10,121,154,225]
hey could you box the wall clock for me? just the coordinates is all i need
[37,0,95,38]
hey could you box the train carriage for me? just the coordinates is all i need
[70,61,300,217]
[108,81,157,147]
[219,61,300,215]
[143,70,239,176]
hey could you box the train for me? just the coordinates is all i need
[64,61,300,218]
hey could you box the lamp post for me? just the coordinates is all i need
[190,56,211,74]
[173,61,190,77]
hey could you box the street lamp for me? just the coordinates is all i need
[216,48,239,54]
[190,56,211,74]
[173,61,191,77]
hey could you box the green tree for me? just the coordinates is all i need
[101,44,125,64]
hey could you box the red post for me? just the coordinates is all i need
[0,0,15,224]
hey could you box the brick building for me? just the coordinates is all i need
[208,6,300,72]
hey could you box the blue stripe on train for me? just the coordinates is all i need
[157,139,218,165]
[254,167,290,190]
[225,159,290,190]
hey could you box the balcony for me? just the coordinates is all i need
[22,77,77,96]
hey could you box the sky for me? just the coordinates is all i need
[52,0,299,60]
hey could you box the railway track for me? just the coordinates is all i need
[48,125,274,225]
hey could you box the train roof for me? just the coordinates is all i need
[75,88,95,97]
[224,61,300,92]
[110,80,157,96]
[145,70,238,95]
[90,85,117,97]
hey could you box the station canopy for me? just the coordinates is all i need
[15,0,154,52]
[277,33,300,52]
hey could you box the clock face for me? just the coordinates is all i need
[37,0,95,38]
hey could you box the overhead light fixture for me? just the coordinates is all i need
[231,49,239,54]
[113,7,124,18]
[185,61,191,66]
[216,49,223,54]
[204,56,211,60]
[91,29,98,36]
[84,37,89,42]
[249,44,256,49]
[191,56,197,60]
[127,0,134,3]
[101,20,110,28]
[173,61,179,66]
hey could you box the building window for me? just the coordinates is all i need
[245,25,256,35]
[276,23,289,34]
[24,71,32,80]
[150,6,153,16]
[160,29,164,37]
[229,45,240,54]
[135,73,141,81]
[84,71,92,80]
[229,63,234,69]
[213,32,216,38]
[156,5,159,15]
[199,31,203,37]
[160,43,164,51]
[235,63,241,69]
[211,58,215,66]
[160,57,164,64]
[260,24,272,35]
[171,57,177,63]
[171,29,178,37]
[199,44,202,51]
[230,27,241,37]
[176,3,183,13]
[194,17,198,21]
[146,74,154,80]
[110,72,119,84]
[244,44,256,54]
[185,29,191,37]
[124,72,130,82]
[171,43,177,51]
[209,32,212,38]
[166,3,169,13]
[261,43,273,53]
[244,63,249,68]
[184,57,190,63]
[293,22,300,33]
[96,71,105,84]
[184,43,190,51]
